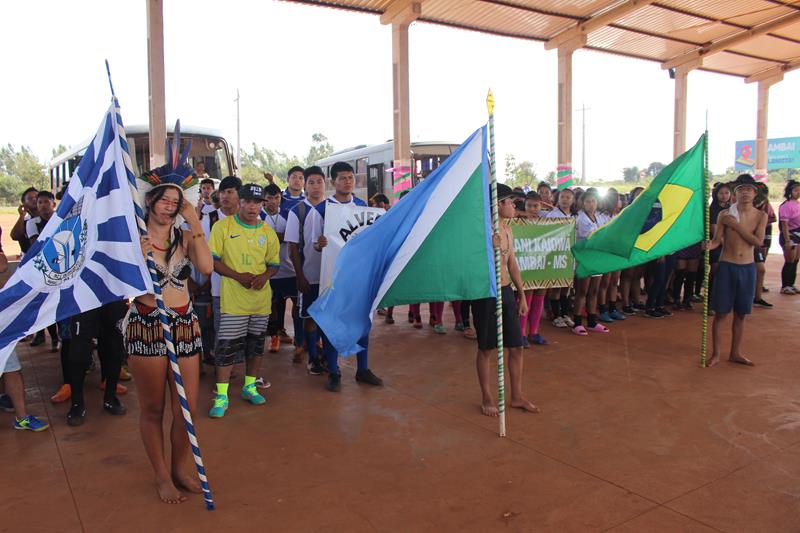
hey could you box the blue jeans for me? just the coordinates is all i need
[322,333,369,375]
[646,255,676,310]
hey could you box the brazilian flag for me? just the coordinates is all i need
[572,134,706,278]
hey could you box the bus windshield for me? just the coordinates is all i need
[127,135,232,180]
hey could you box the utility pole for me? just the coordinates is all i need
[234,89,241,174]
[576,103,590,184]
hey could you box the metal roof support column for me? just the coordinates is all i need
[383,1,421,198]
[556,37,583,188]
[754,75,782,183]
[673,67,688,159]
[392,21,411,179]
[670,60,701,159]
[146,0,166,168]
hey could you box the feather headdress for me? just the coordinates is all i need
[137,120,199,227]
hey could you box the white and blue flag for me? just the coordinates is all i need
[0,101,151,374]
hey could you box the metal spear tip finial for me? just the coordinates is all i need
[486,89,495,116]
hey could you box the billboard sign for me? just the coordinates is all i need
[735,137,800,171]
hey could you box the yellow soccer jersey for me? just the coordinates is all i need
[209,214,280,315]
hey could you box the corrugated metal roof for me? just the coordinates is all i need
[283,0,800,80]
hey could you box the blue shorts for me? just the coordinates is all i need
[711,262,755,316]
[298,284,320,319]
[4,348,21,373]
[270,277,297,300]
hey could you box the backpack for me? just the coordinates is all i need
[207,209,220,231]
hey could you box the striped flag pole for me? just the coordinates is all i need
[107,64,215,510]
[486,90,506,437]
[700,130,710,368]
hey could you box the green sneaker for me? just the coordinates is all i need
[208,394,229,418]
[242,384,266,405]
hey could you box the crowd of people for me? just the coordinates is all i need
[1,154,798,503]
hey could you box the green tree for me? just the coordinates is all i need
[305,133,334,166]
[51,144,68,159]
[0,144,48,190]
[622,166,640,183]
[504,154,537,189]
[646,161,665,177]
[239,133,335,188]
[0,144,49,204]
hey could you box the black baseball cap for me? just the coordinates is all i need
[239,183,265,201]
[496,183,524,201]
[219,175,242,191]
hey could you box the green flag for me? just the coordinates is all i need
[572,134,706,278]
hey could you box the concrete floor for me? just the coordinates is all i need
[1,256,798,532]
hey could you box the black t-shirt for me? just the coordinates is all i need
[709,203,728,227]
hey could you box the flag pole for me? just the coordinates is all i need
[107,63,215,510]
[486,90,506,437]
[700,130,710,368]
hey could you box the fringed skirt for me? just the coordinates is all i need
[123,301,202,358]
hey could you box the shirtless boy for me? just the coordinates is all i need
[706,174,767,367]
[474,184,538,416]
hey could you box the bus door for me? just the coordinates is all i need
[367,163,384,198]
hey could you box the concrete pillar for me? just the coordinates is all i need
[754,76,781,182]
[556,47,573,189]
[391,22,412,197]
[146,0,166,168]
[673,67,688,159]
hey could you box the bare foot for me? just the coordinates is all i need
[510,399,541,413]
[729,355,755,366]
[481,400,499,417]
[172,471,203,494]
[156,478,187,504]
[707,354,720,368]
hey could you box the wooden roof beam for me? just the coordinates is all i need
[662,11,800,70]
[380,0,422,25]
[545,0,656,51]
[745,57,800,83]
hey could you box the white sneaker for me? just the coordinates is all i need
[552,316,567,328]
[781,286,797,295]
[562,315,575,328]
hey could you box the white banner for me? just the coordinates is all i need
[320,203,385,292]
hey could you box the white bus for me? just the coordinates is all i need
[48,125,235,192]
[315,141,459,200]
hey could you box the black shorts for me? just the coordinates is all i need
[298,284,320,319]
[754,247,766,263]
[472,285,524,351]
[778,231,800,247]
[270,276,297,300]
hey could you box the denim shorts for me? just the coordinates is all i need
[711,262,756,316]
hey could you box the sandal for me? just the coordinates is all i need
[463,327,477,340]
[588,324,610,333]
[571,325,588,336]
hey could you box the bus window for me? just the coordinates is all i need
[356,158,369,198]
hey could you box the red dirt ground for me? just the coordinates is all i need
[0,256,798,532]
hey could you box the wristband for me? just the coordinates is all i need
[192,232,204,240]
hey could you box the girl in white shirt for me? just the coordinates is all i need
[546,188,576,328]
[572,189,610,335]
